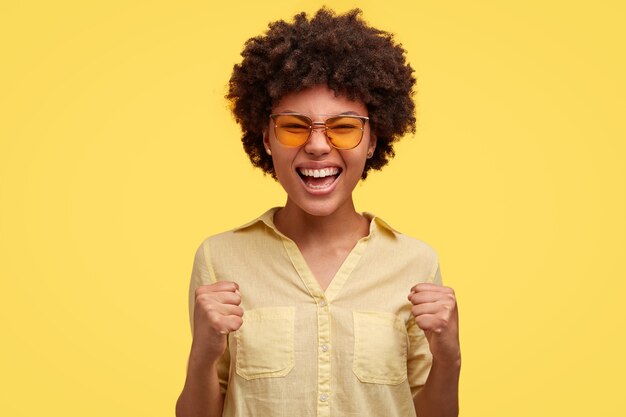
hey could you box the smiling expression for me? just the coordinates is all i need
[264,84,376,217]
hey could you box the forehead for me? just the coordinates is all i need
[272,84,367,116]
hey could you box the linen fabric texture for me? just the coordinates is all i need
[187,207,442,417]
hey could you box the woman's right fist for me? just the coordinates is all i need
[192,281,243,361]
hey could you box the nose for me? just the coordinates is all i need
[303,124,332,156]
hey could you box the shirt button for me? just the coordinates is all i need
[321,344,329,352]
[319,394,329,402]
[319,300,327,307]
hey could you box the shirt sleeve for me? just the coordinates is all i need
[187,240,230,395]
[432,263,443,285]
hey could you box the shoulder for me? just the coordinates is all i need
[393,232,439,261]
[388,232,440,280]
[195,208,280,255]
[369,214,439,261]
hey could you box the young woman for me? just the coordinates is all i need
[176,8,460,417]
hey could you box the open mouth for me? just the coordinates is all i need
[297,167,342,190]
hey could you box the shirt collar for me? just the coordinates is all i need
[233,207,399,238]
[362,212,399,237]
[230,207,276,233]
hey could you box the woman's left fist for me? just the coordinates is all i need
[408,282,461,364]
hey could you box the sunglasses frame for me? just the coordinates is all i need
[269,113,370,150]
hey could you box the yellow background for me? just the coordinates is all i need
[1,1,624,416]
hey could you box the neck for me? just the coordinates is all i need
[273,198,370,246]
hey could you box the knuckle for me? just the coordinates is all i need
[195,295,206,306]
[208,313,221,325]
[226,316,243,332]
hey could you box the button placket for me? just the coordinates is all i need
[317,297,331,416]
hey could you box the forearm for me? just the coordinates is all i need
[413,358,461,417]
[176,347,224,417]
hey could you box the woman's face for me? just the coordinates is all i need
[264,84,376,217]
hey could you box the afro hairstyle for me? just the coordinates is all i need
[226,7,416,179]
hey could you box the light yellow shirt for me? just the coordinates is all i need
[188,207,442,417]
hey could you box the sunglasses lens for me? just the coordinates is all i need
[326,116,364,149]
[274,114,311,146]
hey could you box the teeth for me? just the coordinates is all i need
[299,167,340,178]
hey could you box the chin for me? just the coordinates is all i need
[290,194,353,218]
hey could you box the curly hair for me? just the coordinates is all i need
[226,7,416,179]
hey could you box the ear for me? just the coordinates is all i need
[367,132,377,157]
[262,128,269,146]
[262,129,272,156]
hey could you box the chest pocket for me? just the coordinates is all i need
[235,306,295,380]
[352,311,408,385]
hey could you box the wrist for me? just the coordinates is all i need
[188,342,222,369]
[431,355,461,374]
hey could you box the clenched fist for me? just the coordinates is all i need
[408,283,460,365]
[192,281,244,362]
